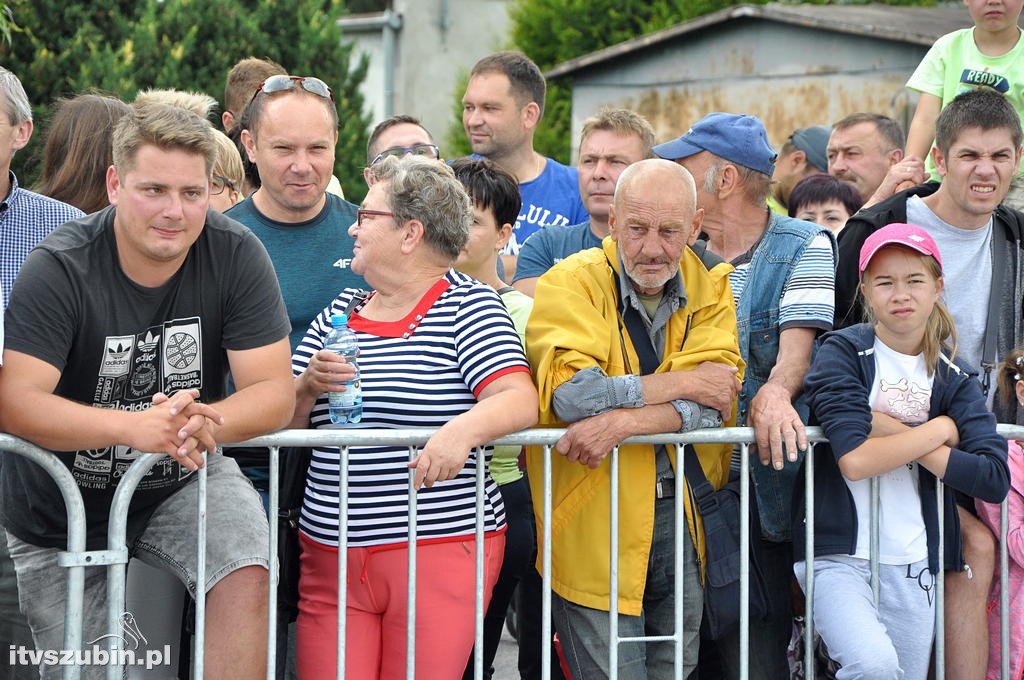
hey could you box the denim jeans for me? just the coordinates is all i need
[552,496,702,679]
[0,527,34,680]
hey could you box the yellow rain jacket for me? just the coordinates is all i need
[525,237,744,616]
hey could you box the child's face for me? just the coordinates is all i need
[860,246,943,346]
[795,199,853,235]
[965,0,1024,33]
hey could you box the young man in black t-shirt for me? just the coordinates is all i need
[0,103,294,679]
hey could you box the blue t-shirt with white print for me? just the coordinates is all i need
[512,220,602,282]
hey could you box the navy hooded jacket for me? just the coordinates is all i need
[794,324,1010,573]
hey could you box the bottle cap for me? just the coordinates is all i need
[330,314,348,327]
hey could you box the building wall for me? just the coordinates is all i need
[567,18,929,155]
[343,0,511,151]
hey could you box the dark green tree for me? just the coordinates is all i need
[496,0,772,164]
[1,0,370,202]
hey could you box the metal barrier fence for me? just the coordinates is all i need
[3,425,1022,680]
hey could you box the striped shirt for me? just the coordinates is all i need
[0,173,84,308]
[292,270,531,548]
[729,233,836,331]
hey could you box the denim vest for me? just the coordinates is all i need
[735,213,835,541]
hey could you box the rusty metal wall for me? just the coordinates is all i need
[566,18,934,157]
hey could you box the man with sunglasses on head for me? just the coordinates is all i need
[229,74,366,352]
[227,75,366,494]
[363,114,440,187]
[226,73,368,676]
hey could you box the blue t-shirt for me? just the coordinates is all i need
[507,158,587,255]
[512,220,602,282]
[227,194,367,350]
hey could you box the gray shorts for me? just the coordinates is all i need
[6,453,269,679]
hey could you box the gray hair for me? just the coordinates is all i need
[704,156,772,206]
[370,155,472,260]
[0,67,32,124]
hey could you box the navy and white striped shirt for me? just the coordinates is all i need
[0,173,84,308]
[729,233,836,331]
[292,270,531,548]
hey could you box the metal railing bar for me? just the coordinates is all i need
[268,445,280,679]
[406,445,417,680]
[8,423,1023,679]
[473,446,486,680]
[739,442,751,679]
[542,444,553,680]
[105,452,162,680]
[672,442,685,679]
[609,445,620,680]
[193,455,208,680]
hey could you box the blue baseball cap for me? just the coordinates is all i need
[653,112,777,176]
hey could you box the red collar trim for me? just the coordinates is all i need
[348,277,452,338]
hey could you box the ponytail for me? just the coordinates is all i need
[922,297,957,375]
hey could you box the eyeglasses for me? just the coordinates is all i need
[369,143,440,167]
[210,175,236,196]
[250,75,334,104]
[356,208,395,227]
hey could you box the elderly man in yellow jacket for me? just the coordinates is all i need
[525,159,744,679]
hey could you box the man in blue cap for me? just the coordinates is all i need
[768,125,831,215]
[655,112,838,679]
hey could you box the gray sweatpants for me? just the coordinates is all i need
[795,555,935,680]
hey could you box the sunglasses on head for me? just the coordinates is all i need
[369,143,440,167]
[250,75,334,104]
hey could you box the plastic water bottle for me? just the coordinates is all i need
[324,313,362,425]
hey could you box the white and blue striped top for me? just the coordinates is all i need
[292,270,531,548]
[729,233,836,331]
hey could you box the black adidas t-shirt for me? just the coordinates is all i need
[0,206,290,549]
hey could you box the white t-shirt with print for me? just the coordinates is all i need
[848,338,932,564]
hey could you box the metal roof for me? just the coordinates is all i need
[546,3,975,80]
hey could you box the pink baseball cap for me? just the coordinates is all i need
[858,223,943,276]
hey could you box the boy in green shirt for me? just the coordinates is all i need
[904,0,1024,209]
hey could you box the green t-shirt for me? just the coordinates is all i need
[767,192,787,217]
[907,26,1024,180]
[490,287,534,485]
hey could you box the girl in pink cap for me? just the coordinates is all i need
[795,223,1010,679]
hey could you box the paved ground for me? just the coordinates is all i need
[489,627,520,679]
